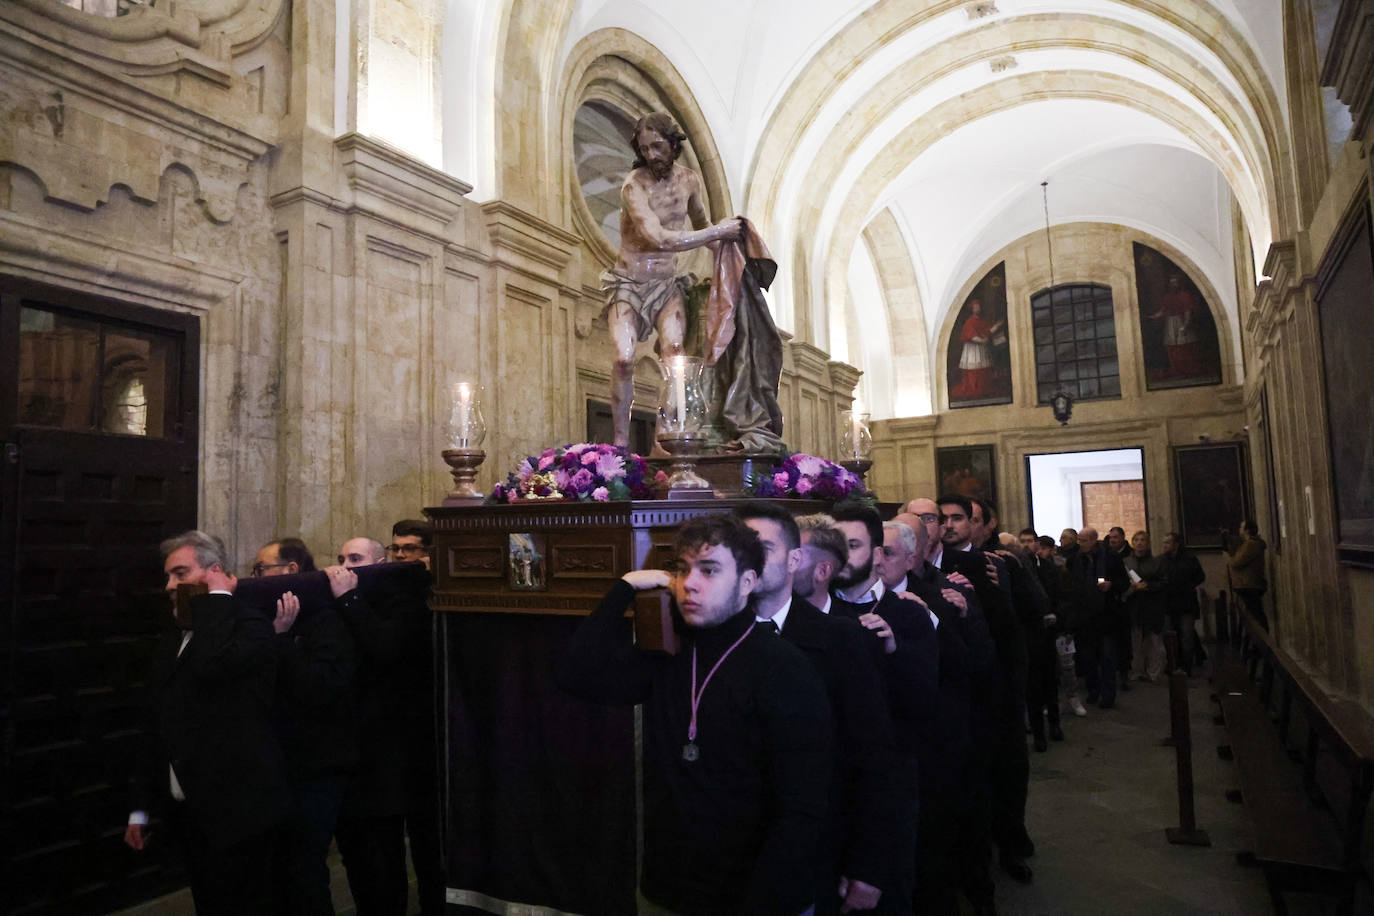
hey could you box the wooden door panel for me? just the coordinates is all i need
[2,282,198,915]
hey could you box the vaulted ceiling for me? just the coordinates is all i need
[444,0,1298,417]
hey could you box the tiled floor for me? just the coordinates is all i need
[1001,674,1310,916]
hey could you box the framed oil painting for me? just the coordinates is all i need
[936,444,998,507]
[1133,243,1223,390]
[947,262,1012,408]
[1173,443,1251,550]
[1316,203,1374,567]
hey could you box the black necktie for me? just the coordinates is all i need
[759,619,779,635]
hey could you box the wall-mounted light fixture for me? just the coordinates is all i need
[1050,390,1074,425]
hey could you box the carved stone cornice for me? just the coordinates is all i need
[0,212,240,312]
[0,26,273,223]
[788,341,832,380]
[2,0,287,82]
[827,360,863,395]
[1321,0,1374,139]
[877,415,938,439]
[335,133,470,239]
[1248,239,1301,361]
[482,201,580,278]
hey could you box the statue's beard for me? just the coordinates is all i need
[647,159,672,180]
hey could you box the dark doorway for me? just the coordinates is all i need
[1,278,200,914]
[585,398,657,455]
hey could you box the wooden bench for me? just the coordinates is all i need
[1214,604,1374,913]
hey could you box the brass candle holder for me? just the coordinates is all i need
[441,448,487,505]
[658,431,712,498]
[442,380,487,505]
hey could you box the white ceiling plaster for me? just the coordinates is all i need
[550,0,1283,416]
[877,104,1227,322]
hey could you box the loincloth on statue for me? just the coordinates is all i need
[600,271,695,343]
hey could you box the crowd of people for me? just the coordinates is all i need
[558,497,1218,916]
[124,496,1236,916]
[125,520,443,916]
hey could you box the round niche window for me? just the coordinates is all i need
[573,100,638,251]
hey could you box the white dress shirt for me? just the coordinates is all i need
[756,596,793,633]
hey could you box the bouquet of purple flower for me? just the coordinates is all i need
[489,443,666,503]
[750,452,870,501]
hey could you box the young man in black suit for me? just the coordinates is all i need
[125,531,290,916]
[937,495,1033,891]
[828,503,940,912]
[735,502,904,915]
[556,514,832,915]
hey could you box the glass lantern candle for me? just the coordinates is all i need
[448,381,487,449]
[442,381,487,505]
[838,408,874,483]
[656,355,712,494]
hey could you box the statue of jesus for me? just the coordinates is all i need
[602,112,742,448]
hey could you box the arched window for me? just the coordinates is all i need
[1031,283,1120,404]
[573,101,639,252]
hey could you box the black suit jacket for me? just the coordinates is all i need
[273,604,358,780]
[130,593,290,848]
[334,584,436,818]
[782,598,905,898]
[832,588,940,751]
[941,546,1025,714]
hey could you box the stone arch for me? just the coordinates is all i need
[815,73,1271,358]
[556,27,733,267]
[743,0,1291,237]
[738,2,1294,350]
[860,208,930,417]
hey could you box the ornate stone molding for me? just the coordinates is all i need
[1321,0,1374,139]
[2,0,286,79]
[482,200,580,278]
[0,211,240,312]
[827,359,863,396]
[790,341,832,379]
[335,132,470,239]
[0,26,274,223]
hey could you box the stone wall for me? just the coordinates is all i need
[870,222,1247,538]
[0,0,858,575]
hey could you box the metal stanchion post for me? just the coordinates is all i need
[1166,641,1211,846]
[1160,631,1180,748]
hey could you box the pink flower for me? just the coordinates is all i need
[570,468,594,491]
[773,471,790,489]
[796,476,814,495]
[581,450,599,466]
[596,451,626,479]
[794,454,824,477]
[538,451,556,471]
[592,486,610,502]
[554,469,572,490]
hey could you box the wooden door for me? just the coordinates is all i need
[0,279,199,914]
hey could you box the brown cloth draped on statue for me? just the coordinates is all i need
[703,217,786,454]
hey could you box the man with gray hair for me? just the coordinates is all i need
[125,531,289,916]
